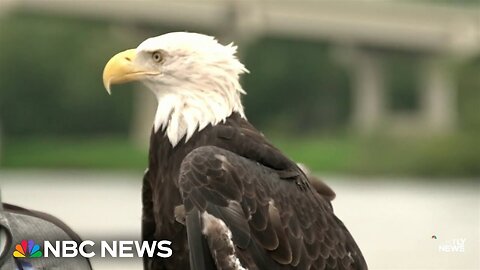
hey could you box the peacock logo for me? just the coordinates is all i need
[13,240,43,258]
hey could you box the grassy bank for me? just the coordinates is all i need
[2,137,146,170]
[2,135,479,177]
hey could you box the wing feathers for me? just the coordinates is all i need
[179,146,367,270]
[185,209,216,270]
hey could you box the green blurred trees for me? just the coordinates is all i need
[0,14,353,137]
[0,14,136,136]
[457,57,480,133]
[1,14,479,138]
[242,39,351,134]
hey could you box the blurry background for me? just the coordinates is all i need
[0,0,480,176]
[0,0,478,269]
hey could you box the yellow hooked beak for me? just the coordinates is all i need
[102,49,159,94]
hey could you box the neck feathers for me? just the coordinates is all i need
[152,83,245,147]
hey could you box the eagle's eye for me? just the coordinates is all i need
[152,51,163,63]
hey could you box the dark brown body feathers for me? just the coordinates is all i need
[142,113,367,270]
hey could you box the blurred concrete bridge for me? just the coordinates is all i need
[0,0,479,146]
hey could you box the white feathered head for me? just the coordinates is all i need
[103,32,249,146]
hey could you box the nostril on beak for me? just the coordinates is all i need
[125,57,131,61]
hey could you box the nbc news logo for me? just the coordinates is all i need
[13,240,43,258]
[11,239,172,258]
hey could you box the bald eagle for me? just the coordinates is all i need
[103,32,367,270]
